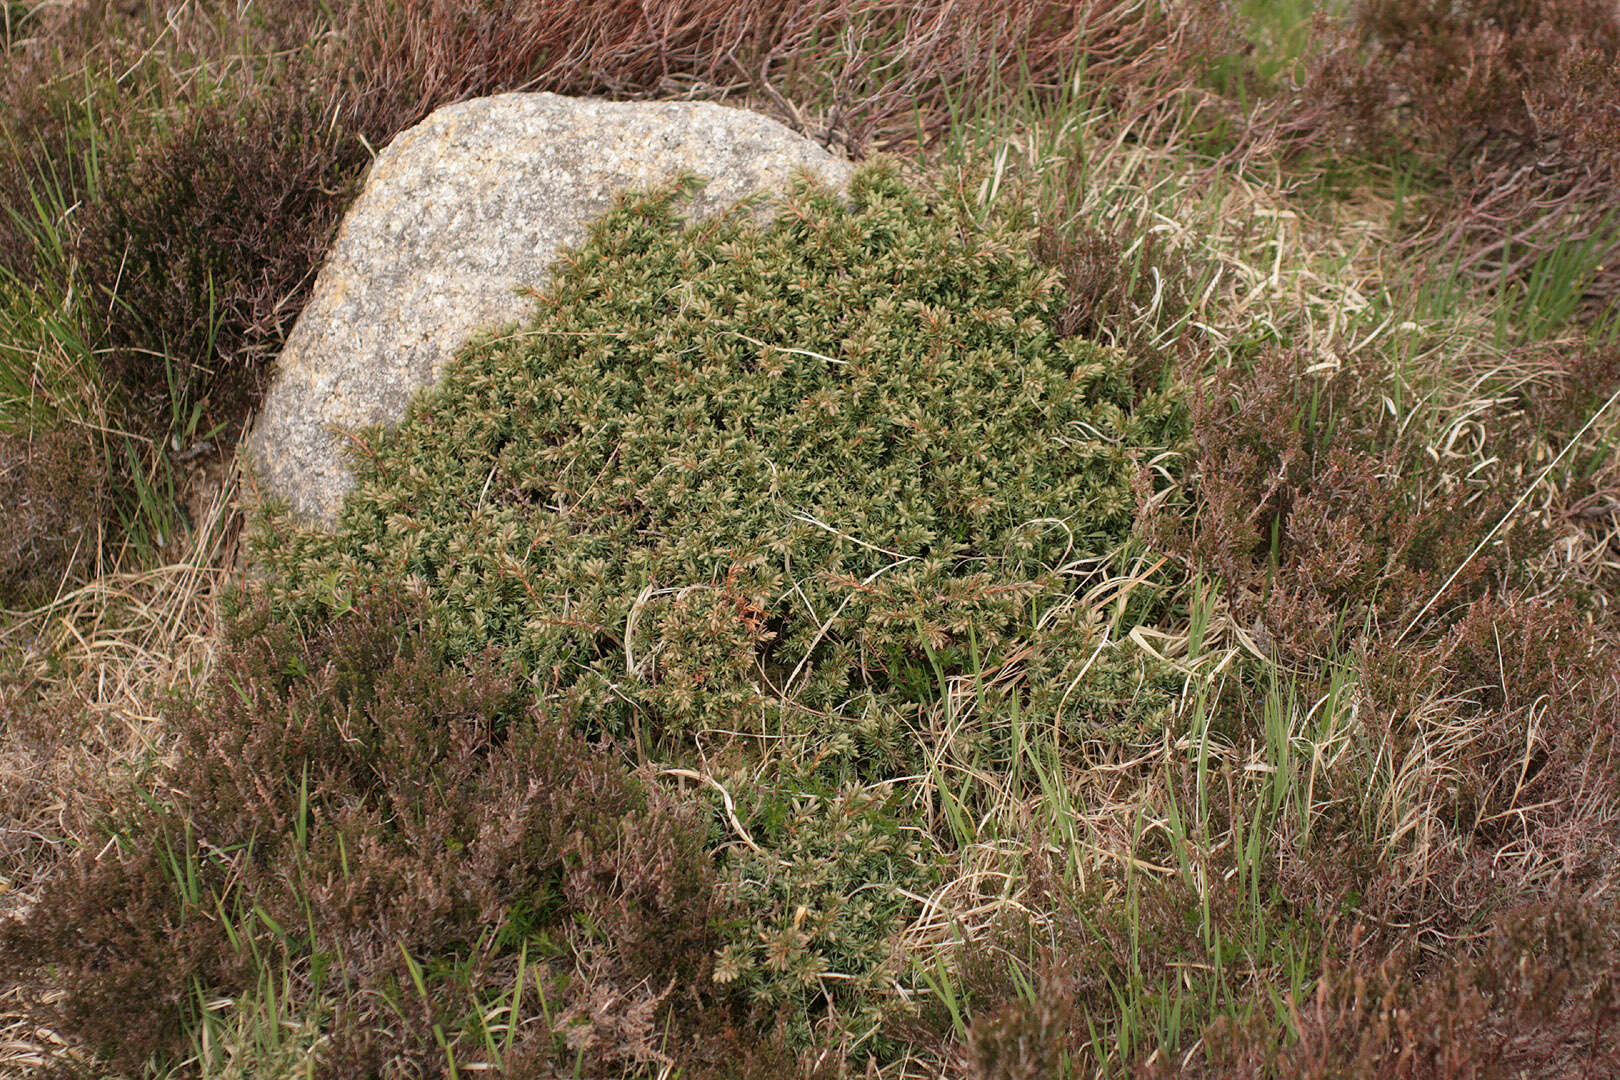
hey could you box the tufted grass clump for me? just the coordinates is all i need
[255,163,1185,766]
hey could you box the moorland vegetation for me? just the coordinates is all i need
[3,1,1619,1077]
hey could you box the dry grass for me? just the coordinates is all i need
[1239,0,1620,324]
[0,468,239,1077]
[344,0,1233,152]
[894,84,1620,1071]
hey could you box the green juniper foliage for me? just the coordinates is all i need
[713,778,935,1047]
[250,163,1186,1038]
[256,164,1183,755]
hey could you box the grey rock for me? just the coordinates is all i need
[241,92,852,524]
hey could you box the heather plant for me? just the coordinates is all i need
[0,426,107,610]
[78,87,377,443]
[1032,210,1205,380]
[342,0,1235,155]
[0,4,376,570]
[1,588,740,1077]
[0,261,116,607]
[948,873,1320,1079]
[936,80,1620,1069]
[1189,896,1620,1078]
[10,1,1620,1074]
[1256,0,1620,328]
[1146,346,1482,657]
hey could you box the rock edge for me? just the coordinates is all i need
[242,92,853,524]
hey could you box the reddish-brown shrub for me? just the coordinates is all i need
[348,0,1237,154]
[78,86,378,441]
[890,817,1331,1079]
[1259,0,1620,315]
[1434,595,1620,871]
[1153,336,1618,661]
[1140,346,1521,661]
[0,1,334,278]
[1140,339,1620,975]
[1195,898,1620,1079]
[1032,208,1207,396]
[0,589,734,1076]
[1322,596,1620,953]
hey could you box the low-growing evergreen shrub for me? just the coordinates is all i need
[0,426,108,609]
[1,589,735,1076]
[254,163,1186,765]
[78,87,377,442]
[713,779,935,1046]
[8,164,1188,1073]
[242,163,1187,1053]
[1262,0,1620,322]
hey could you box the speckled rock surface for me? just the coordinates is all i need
[242,92,852,524]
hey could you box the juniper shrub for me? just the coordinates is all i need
[0,0,1231,608]
[242,163,1186,1050]
[252,164,1187,762]
[711,779,935,1048]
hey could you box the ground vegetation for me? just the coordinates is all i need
[3,1,1619,1076]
